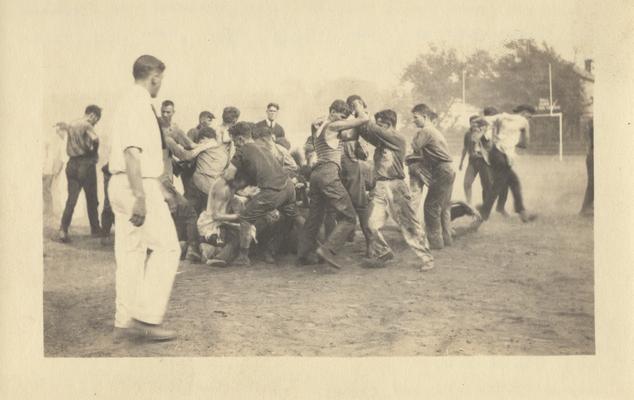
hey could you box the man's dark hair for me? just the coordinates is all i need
[252,124,272,140]
[161,100,174,109]
[266,102,280,111]
[132,55,166,80]
[374,109,397,128]
[483,106,499,116]
[513,104,536,114]
[329,100,351,117]
[199,111,215,120]
[222,106,241,124]
[346,95,367,109]
[469,114,479,123]
[85,105,102,119]
[411,103,435,118]
[228,121,254,139]
[472,117,489,128]
[198,126,217,140]
[290,149,303,167]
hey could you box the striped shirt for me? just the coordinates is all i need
[313,121,343,168]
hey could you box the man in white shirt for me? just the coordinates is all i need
[42,126,67,218]
[480,105,537,223]
[108,54,180,342]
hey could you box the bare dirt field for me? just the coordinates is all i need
[43,155,594,357]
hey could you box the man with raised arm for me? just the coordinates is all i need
[479,105,537,223]
[55,104,102,242]
[296,99,369,268]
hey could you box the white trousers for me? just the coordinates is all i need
[109,174,180,327]
[368,180,433,264]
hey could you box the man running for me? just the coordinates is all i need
[482,106,509,216]
[459,115,493,206]
[479,105,537,222]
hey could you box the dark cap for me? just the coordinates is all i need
[513,104,536,114]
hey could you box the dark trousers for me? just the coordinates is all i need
[465,157,507,211]
[424,162,455,248]
[340,156,371,246]
[239,179,297,253]
[101,169,114,236]
[185,184,208,216]
[298,162,357,258]
[60,156,100,234]
[481,147,525,219]
[171,192,200,249]
[581,151,594,213]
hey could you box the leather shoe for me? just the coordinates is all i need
[57,229,71,243]
[130,320,176,342]
[262,250,276,264]
[316,246,342,269]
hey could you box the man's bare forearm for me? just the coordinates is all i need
[339,128,360,141]
[215,213,239,222]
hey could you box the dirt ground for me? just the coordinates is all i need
[43,155,594,357]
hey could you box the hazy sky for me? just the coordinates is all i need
[35,0,596,143]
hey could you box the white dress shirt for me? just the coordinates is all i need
[484,113,530,165]
[109,85,165,178]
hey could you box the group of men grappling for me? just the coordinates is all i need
[173,95,536,272]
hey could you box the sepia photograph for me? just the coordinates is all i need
[2,0,633,398]
[39,0,596,358]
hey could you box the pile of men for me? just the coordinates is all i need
[50,76,540,270]
[47,54,540,341]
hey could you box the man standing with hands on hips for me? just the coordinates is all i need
[108,55,180,342]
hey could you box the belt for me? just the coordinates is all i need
[110,172,160,179]
[312,161,340,170]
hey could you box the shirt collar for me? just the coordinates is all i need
[132,83,152,101]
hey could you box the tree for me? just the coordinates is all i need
[401,44,466,117]
[401,40,587,138]
[493,39,586,137]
